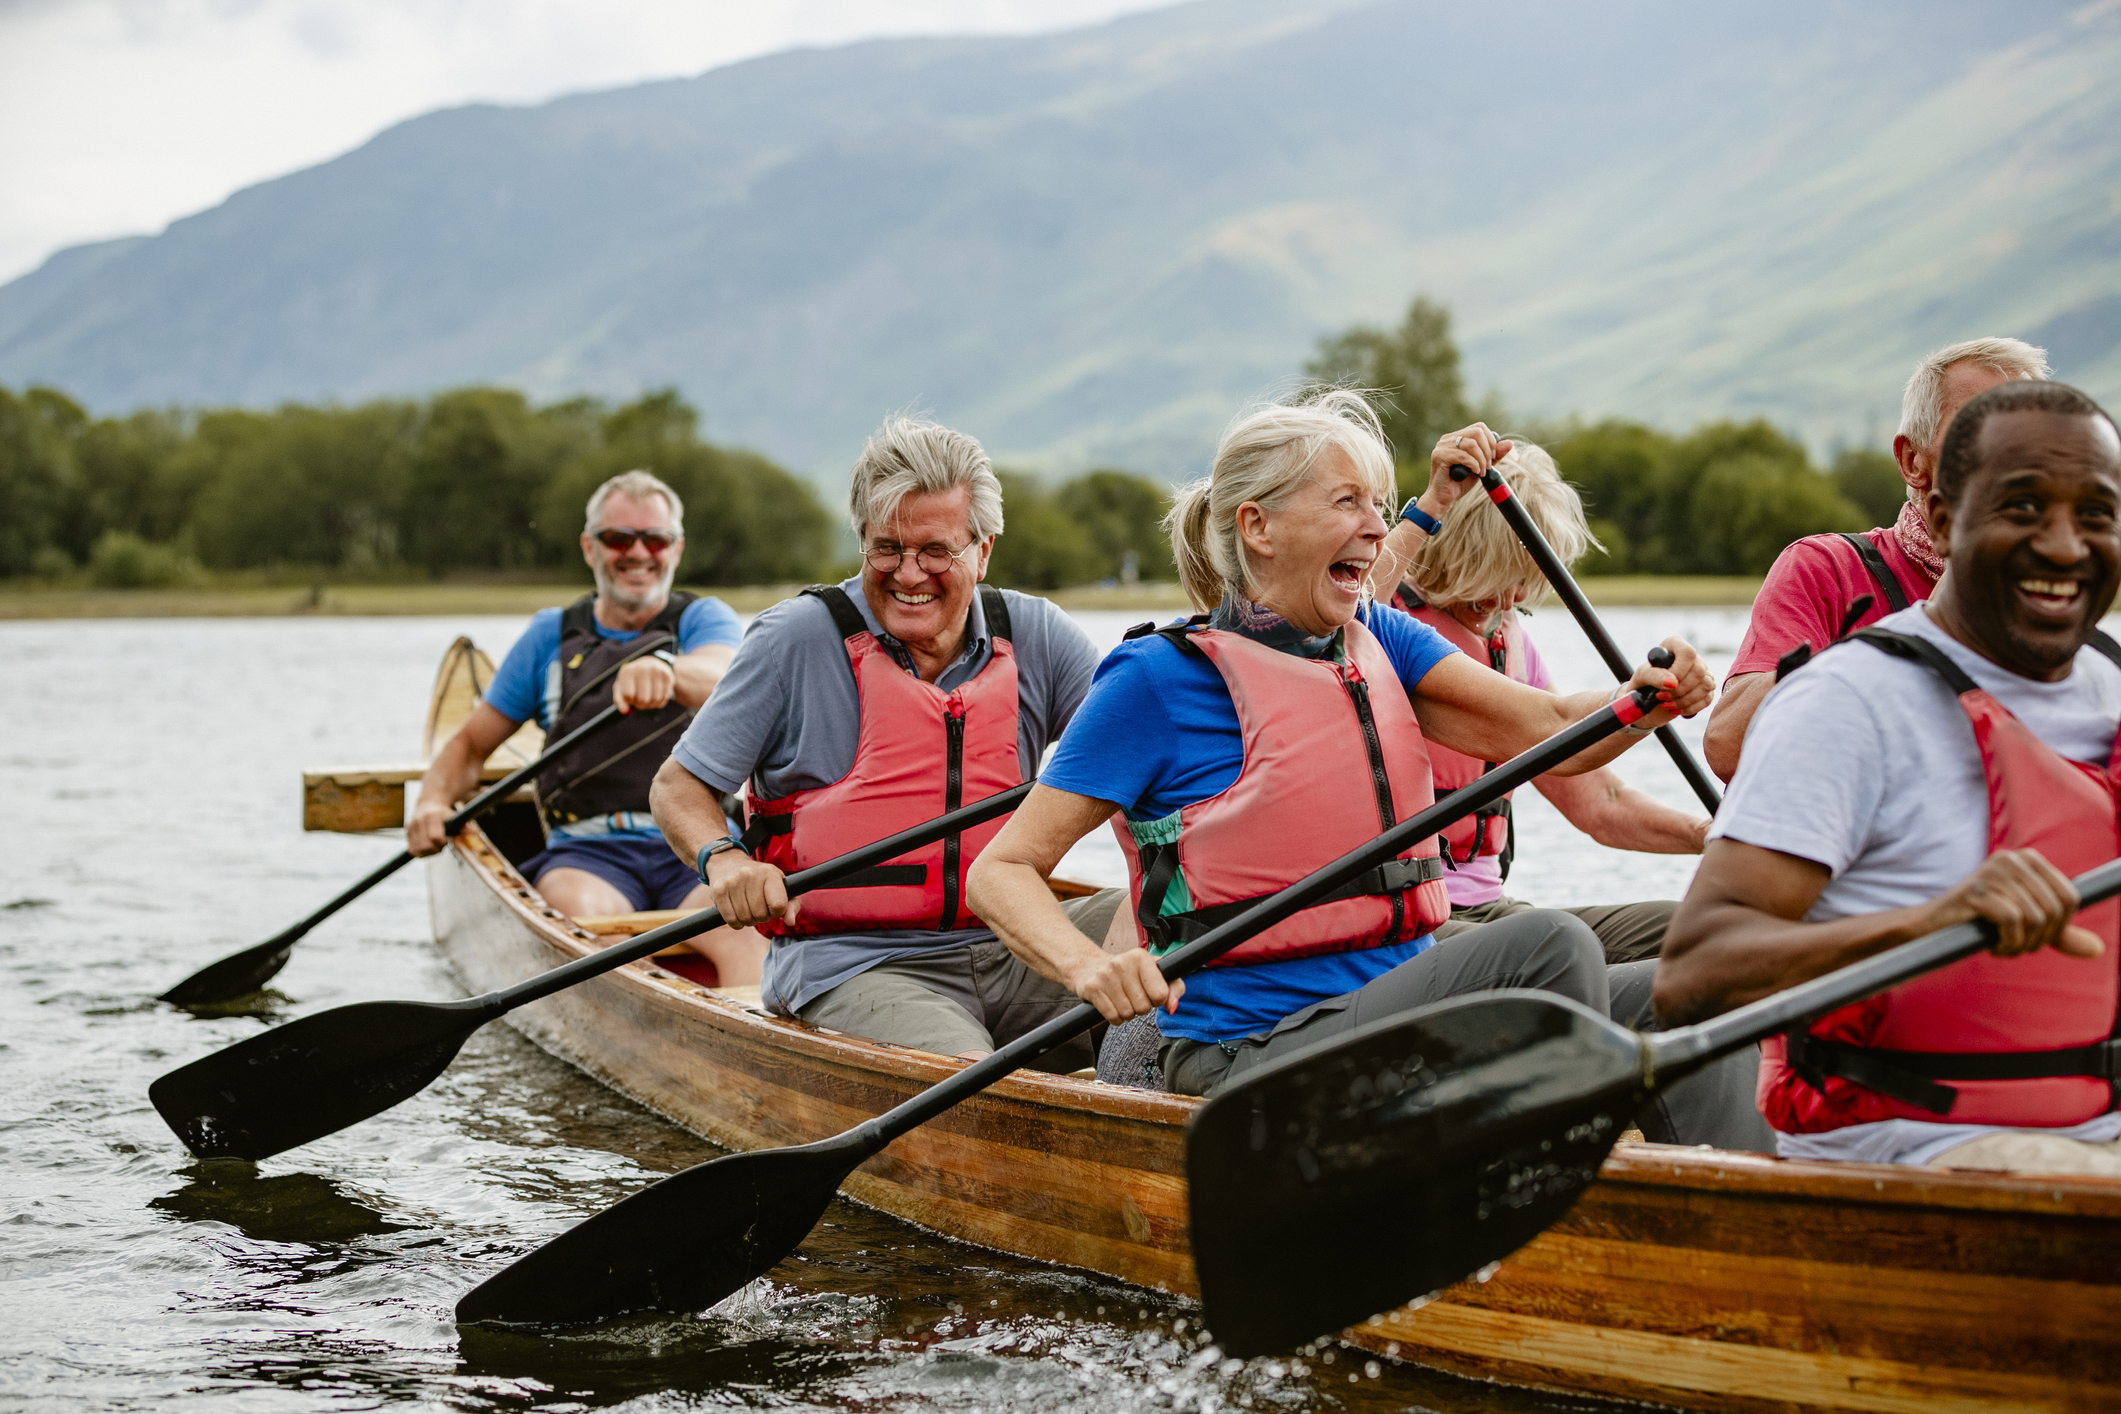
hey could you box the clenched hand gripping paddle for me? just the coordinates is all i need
[1446,462,1723,812]
[159,704,627,1006]
[1185,856,2121,1356]
[149,781,1037,1160]
[449,676,1671,1327]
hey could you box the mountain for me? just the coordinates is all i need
[1,0,2115,480]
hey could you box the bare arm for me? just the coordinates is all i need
[965,784,1183,1023]
[1703,672,1772,783]
[1533,766,1710,854]
[1410,636,1711,777]
[648,758,799,928]
[406,702,520,856]
[1653,839,2101,1027]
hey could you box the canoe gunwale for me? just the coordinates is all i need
[443,822,2121,1219]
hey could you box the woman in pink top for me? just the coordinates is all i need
[1381,435,1711,963]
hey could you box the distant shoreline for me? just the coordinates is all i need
[0,576,1764,621]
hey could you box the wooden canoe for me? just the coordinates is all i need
[352,639,2121,1411]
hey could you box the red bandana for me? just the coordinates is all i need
[1893,500,1945,580]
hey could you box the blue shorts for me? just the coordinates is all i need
[524,835,699,913]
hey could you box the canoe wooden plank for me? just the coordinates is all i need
[426,819,2121,1412]
[302,763,533,832]
[1369,1299,2105,1414]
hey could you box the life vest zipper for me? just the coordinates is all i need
[1343,672,1405,938]
[940,702,967,930]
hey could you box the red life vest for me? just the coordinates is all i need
[742,585,1022,937]
[1402,597,1522,870]
[1760,627,2121,1133]
[1112,616,1450,968]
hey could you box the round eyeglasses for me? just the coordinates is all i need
[865,539,981,576]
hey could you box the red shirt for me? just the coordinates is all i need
[1726,527,1938,681]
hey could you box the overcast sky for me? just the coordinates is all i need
[0,0,1173,284]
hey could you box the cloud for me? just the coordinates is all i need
[0,0,1173,283]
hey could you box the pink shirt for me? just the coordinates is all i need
[1727,528,1936,682]
[1445,626,1552,908]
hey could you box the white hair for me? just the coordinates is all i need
[1898,337,2050,453]
[847,416,1005,542]
[584,468,684,535]
[1166,388,1396,612]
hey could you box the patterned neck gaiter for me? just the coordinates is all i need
[1893,499,1946,582]
[1211,593,1342,660]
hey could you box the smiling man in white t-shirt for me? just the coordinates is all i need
[1657,380,2121,1174]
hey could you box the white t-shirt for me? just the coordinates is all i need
[1713,603,2121,1164]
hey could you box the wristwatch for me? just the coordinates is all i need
[696,835,744,884]
[651,649,678,667]
[1399,498,1443,536]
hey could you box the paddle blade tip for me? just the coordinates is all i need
[1185,991,1641,1354]
[455,1142,855,1328]
[158,947,293,1007]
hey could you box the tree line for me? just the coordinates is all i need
[1310,296,1904,574]
[3,300,1904,591]
[0,383,1176,590]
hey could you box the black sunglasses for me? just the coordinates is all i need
[592,527,678,552]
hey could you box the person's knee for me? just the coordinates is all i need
[800,974,992,1058]
[1505,908,1606,1008]
[536,866,637,918]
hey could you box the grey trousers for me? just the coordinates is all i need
[797,888,1124,1073]
[1160,908,1772,1153]
[1434,895,1677,965]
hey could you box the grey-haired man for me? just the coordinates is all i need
[651,417,1124,1068]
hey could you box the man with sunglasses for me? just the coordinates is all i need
[650,417,1116,1068]
[409,469,766,985]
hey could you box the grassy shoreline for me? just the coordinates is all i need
[0,575,1763,621]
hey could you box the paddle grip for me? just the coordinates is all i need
[855,681,1665,1152]
[480,781,1037,1014]
[1654,856,2121,1082]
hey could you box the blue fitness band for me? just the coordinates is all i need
[1400,498,1443,536]
[697,836,741,884]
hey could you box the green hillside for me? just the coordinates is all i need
[0,0,2111,480]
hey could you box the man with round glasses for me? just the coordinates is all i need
[651,417,1117,1068]
[409,469,766,985]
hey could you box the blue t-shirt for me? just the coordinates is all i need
[1040,602,1459,1043]
[485,596,744,838]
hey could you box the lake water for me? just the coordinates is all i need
[0,604,1746,1413]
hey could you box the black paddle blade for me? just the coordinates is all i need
[149,998,486,1160]
[456,1136,868,1327]
[1186,991,1646,1357]
[160,933,298,1006]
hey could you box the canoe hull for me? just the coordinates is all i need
[431,827,2121,1413]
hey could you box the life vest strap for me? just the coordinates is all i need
[1835,532,1912,614]
[1137,854,1445,951]
[1786,1030,2121,1116]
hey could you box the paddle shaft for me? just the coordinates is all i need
[1448,463,1723,812]
[1652,856,2121,1081]
[267,704,630,949]
[469,781,1037,1016]
[837,685,1665,1156]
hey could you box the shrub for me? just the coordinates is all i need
[88,530,200,588]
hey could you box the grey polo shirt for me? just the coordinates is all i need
[670,575,1100,1014]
